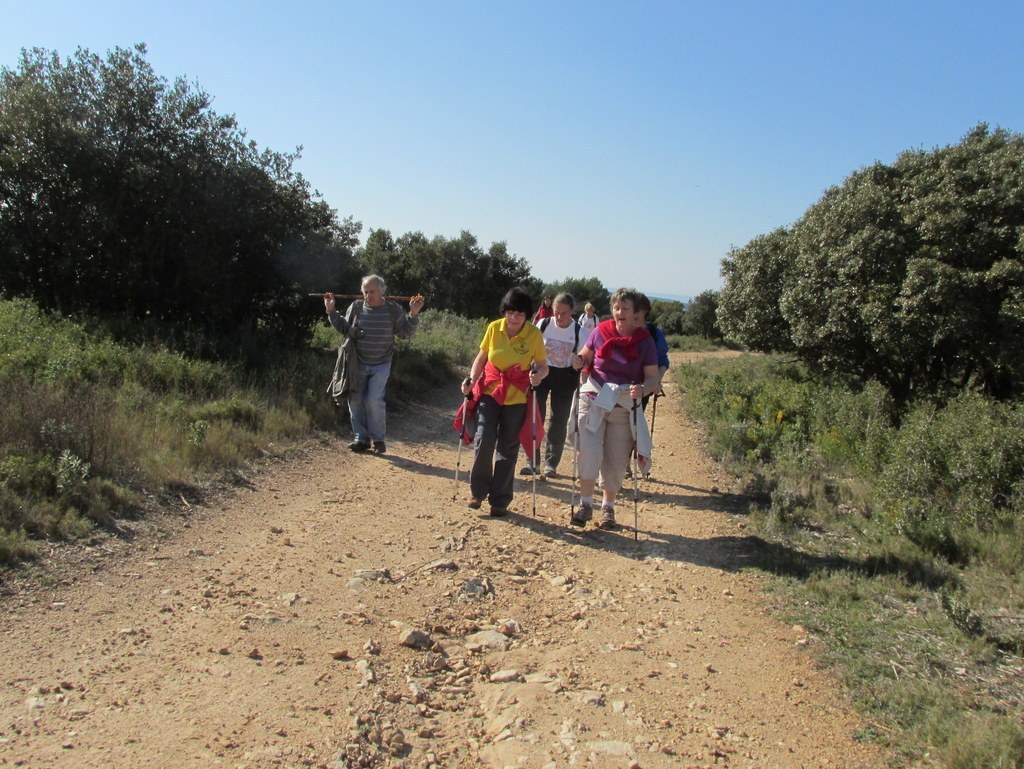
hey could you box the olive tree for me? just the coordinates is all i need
[719,125,1024,401]
[718,228,796,352]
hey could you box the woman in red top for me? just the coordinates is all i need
[570,288,659,530]
[532,295,554,323]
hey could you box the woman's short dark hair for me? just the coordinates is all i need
[499,287,534,317]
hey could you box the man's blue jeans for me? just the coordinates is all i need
[348,360,391,443]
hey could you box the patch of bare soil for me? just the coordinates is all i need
[0,351,888,768]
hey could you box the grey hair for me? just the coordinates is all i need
[609,287,644,312]
[361,274,387,295]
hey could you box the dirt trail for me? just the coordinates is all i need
[0,351,888,769]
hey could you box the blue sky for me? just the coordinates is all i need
[3,1,1023,300]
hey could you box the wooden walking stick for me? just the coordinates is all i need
[309,293,426,302]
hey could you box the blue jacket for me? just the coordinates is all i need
[647,322,670,370]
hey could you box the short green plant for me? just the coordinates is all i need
[0,299,475,561]
[0,527,36,565]
[677,353,1024,768]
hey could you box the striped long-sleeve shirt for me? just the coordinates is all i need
[329,301,419,366]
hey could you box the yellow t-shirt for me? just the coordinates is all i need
[480,318,548,405]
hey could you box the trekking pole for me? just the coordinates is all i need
[530,363,538,518]
[649,391,660,442]
[632,396,640,540]
[645,391,660,480]
[452,380,472,502]
[570,374,581,519]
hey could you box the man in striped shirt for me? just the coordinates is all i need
[324,275,424,454]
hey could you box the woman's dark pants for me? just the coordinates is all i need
[470,395,526,510]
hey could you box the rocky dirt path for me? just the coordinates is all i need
[0,352,889,769]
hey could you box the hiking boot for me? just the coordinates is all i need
[570,502,593,527]
[519,465,537,476]
[467,497,483,510]
[488,506,508,517]
[348,440,370,452]
[372,441,386,455]
[544,466,558,478]
[598,505,618,531]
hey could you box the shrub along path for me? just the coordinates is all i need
[0,351,888,768]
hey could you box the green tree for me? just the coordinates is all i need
[719,125,1024,401]
[355,229,537,318]
[683,291,721,338]
[541,277,610,316]
[648,299,685,334]
[0,44,354,357]
[718,228,796,352]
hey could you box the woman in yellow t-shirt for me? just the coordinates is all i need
[459,287,548,516]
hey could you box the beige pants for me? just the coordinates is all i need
[576,395,634,496]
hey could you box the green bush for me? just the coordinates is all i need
[193,397,264,431]
[0,525,36,565]
[877,393,1024,561]
[0,299,480,559]
[665,334,735,352]
[678,355,816,466]
[679,353,1024,768]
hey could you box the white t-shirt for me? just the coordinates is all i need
[539,319,580,368]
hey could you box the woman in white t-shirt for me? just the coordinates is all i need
[578,302,599,340]
[521,293,583,476]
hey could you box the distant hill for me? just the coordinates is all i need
[646,293,691,305]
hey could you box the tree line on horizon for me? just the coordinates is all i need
[0,43,710,364]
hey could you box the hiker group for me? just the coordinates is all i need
[323,278,668,534]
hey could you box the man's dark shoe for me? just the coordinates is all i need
[488,506,508,517]
[544,466,558,478]
[519,465,536,476]
[348,440,370,452]
[467,497,483,510]
[372,441,386,455]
